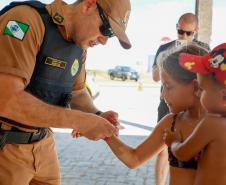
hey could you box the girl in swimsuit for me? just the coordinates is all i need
[164,43,226,185]
[105,42,208,185]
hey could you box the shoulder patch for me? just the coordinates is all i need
[4,20,29,40]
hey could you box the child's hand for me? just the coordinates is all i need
[163,129,182,146]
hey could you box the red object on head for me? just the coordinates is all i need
[179,43,226,86]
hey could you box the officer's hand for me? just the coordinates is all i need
[71,111,123,139]
[75,114,118,141]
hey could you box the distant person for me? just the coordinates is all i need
[152,13,210,185]
[164,43,226,185]
[104,43,208,185]
[160,36,172,45]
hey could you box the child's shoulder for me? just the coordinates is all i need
[198,114,226,141]
[195,114,226,133]
[203,113,224,121]
[204,113,226,124]
[158,113,177,128]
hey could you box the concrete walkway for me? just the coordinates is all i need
[55,133,156,185]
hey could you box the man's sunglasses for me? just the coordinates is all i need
[177,29,194,36]
[96,3,115,38]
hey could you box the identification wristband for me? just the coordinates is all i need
[103,136,109,141]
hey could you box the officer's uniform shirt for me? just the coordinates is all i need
[0,0,87,91]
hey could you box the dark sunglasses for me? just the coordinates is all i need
[96,3,115,38]
[177,29,194,36]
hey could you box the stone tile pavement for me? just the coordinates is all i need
[54,133,157,185]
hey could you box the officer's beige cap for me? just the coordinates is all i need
[97,0,132,49]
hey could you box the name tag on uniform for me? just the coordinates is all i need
[44,57,67,69]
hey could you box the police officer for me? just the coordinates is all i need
[0,0,131,184]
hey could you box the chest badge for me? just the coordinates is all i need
[71,59,79,76]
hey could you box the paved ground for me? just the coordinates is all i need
[55,133,156,185]
[54,82,168,185]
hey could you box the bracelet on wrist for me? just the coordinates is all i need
[103,136,109,141]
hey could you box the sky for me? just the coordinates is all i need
[0,0,225,70]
